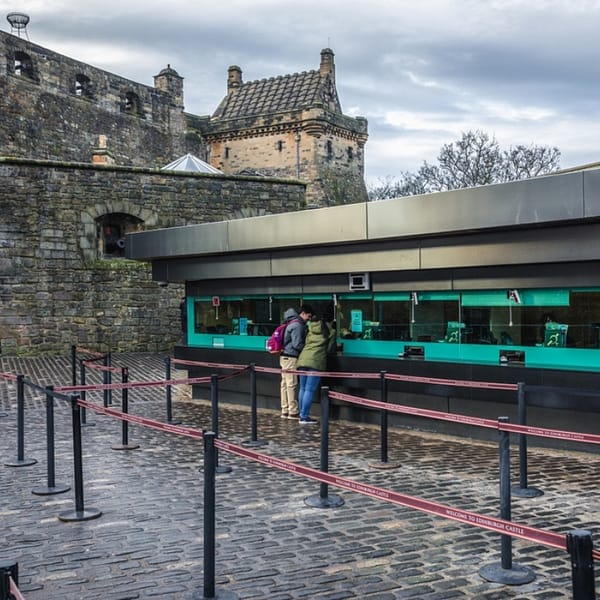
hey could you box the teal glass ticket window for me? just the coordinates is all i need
[189,295,302,349]
[185,288,600,370]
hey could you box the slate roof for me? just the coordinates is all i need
[161,153,222,174]
[212,70,341,120]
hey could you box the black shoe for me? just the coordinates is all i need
[299,417,318,425]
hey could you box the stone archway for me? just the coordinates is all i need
[80,202,159,262]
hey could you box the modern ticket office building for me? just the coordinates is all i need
[127,167,600,441]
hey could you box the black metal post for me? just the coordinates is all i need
[479,417,535,584]
[203,431,216,599]
[58,394,101,522]
[112,368,139,451]
[304,387,344,509]
[369,372,400,470]
[32,387,70,495]
[4,374,37,467]
[499,416,512,570]
[103,353,112,407]
[164,356,180,424]
[80,359,87,425]
[71,345,77,386]
[242,363,267,447]
[121,367,129,446]
[211,374,231,474]
[567,530,596,600]
[512,382,543,498]
[379,370,388,463]
[0,560,18,600]
[250,363,258,441]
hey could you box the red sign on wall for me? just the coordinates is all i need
[212,296,220,307]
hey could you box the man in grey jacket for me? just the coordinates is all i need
[279,304,313,418]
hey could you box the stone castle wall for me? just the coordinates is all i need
[0,158,305,355]
[0,31,200,166]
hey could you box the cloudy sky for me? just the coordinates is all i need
[3,0,600,184]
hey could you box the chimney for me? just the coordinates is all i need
[92,135,115,165]
[320,48,335,81]
[227,65,243,92]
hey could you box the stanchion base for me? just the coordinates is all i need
[58,508,102,522]
[511,485,544,498]
[32,483,70,496]
[304,493,345,509]
[167,419,182,425]
[81,421,96,427]
[216,465,233,474]
[368,460,402,470]
[241,439,269,448]
[111,444,141,451]
[479,562,536,585]
[4,458,37,467]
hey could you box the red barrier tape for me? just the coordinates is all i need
[214,437,572,553]
[78,399,203,439]
[386,372,519,391]
[254,365,283,375]
[0,371,18,381]
[171,358,248,371]
[329,390,600,443]
[217,368,250,382]
[75,346,105,358]
[10,576,26,600]
[55,375,212,394]
[82,361,121,373]
[329,390,499,430]
[78,398,600,561]
[500,422,600,446]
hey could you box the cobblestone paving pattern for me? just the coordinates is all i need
[0,354,598,599]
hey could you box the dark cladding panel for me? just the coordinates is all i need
[227,203,367,252]
[367,172,584,240]
[271,245,419,276]
[421,224,600,270]
[583,169,600,217]
[127,221,229,259]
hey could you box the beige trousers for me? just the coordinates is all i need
[279,355,299,415]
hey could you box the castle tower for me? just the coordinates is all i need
[206,49,368,207]
[153,64,186,138]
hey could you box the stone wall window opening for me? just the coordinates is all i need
[347,146,354,161]
[96,213,143,259]
[123,91,142,115]
[277,140,284,152]
[75,73,92,98]
[326,140,333,159]
[13,51,33,78]
[225,146,230,159]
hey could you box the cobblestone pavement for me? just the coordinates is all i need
[0,353,598,599]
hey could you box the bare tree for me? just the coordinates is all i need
[368,130,561,200]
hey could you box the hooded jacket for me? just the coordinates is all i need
[281,308,307,357]
[296,320,337,371]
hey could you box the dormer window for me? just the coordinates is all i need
[75,74,92,98]
[13,51,33,79]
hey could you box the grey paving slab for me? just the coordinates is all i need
[0,353,598,599]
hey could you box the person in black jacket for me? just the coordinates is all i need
[279,304,313,419]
